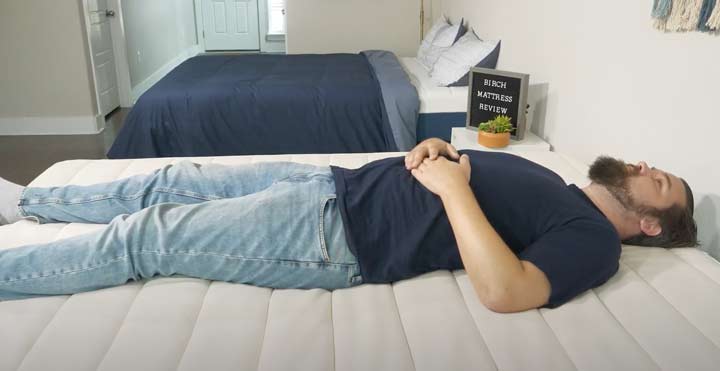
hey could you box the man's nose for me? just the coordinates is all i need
[636,161,649,175]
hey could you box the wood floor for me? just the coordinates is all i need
[0,108,128,186]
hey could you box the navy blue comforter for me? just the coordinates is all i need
[108,53,412,158]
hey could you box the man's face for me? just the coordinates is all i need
[588,156,687,216]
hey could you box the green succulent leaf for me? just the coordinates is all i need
[478,115,514,133]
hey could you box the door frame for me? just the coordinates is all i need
[107,0,133,109]
[81,0,134,114]
[194,0,207,52]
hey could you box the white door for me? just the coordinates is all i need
[87,0,120,116]
[202,0,260,50]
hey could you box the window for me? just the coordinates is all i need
[267,0,286,35]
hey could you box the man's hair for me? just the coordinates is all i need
[623,178,698,248]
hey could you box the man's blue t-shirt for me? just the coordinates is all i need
[330,150,620,308]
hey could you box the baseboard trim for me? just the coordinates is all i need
[0,115,104,135]
[130,45,203,104]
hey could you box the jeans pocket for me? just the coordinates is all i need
[318,195,336,263]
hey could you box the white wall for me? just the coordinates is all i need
[286,0,421,57]
[121,0,199,89]
[0,0,98,133]
[440,0,720,257]
[428,0,443,33]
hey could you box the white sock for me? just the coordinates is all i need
[0,177,24,225]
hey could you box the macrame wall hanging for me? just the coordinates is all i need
[652,0,720,32]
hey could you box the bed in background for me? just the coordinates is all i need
[403,15,502,142]
[107,52,419,159]
[108,15,502,159]
[400,57,469,142]
[2,151,720,371]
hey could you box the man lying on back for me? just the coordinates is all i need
[0,138,697,312]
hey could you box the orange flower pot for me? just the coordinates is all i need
[477,131,511,148]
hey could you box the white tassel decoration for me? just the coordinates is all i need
[654,17,668,31]
[663,0,686,31]
[665,0,706,31]
[708,1,720,29]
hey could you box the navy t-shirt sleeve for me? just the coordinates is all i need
[518,219,621,308]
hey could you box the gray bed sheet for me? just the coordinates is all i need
[364,50,420,151]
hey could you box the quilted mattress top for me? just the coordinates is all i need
[2,151,720,371]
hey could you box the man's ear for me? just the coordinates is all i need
[640,217,662,237]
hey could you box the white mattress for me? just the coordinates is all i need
[399,57,468,114]
[2,151,720,371]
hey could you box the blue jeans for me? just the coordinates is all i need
[0,161,362,301]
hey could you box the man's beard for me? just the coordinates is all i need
[588,156,645,214]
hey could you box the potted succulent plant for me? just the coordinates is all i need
[477,115,514,148]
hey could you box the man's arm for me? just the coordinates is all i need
[440,181,551,312]
[410,155,551,313]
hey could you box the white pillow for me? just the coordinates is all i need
[430,31,501,87]
[416,17,463,70]
[416,17,450,68]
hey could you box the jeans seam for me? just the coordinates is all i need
[274,173,334,185]
[20,188,222,206]
[0,256,130,284]
[0,248,358,285]
[130,250,357,267]
[17,187,32,219]
[347,264,354,285]
[318,196,332,263]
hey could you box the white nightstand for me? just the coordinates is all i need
[450,127,551,152]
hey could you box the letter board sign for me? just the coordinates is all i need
[466,67,529,140]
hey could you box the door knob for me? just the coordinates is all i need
[106,9,116,17]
